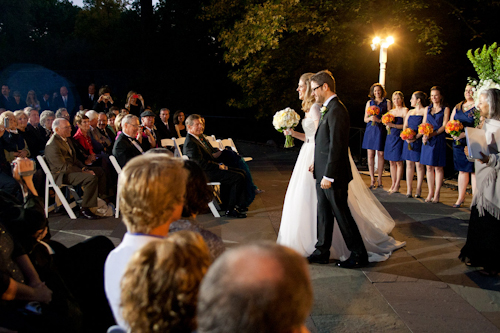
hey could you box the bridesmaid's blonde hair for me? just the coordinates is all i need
[391,91,406,108]
[300,73,316,112]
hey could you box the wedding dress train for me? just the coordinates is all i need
[277,105,405,262]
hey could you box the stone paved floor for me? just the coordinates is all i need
[49,141,500,333]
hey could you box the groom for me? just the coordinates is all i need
[308,70,369,268]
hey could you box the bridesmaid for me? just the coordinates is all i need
[402,91,428,198]
[421,86,450,203]
[384,91,408,193]
[448,84,476,208]
[362,83,392,189]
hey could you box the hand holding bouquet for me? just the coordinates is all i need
[418,123,434,145]
[400,128,416,150]
[273,107,300,148]
[367,105,380,126]
[381,113,395,134]
[445,120,464,145]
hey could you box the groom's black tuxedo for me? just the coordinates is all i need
[313,96,367,260]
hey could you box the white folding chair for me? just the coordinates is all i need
[206,135,217,142]
[160,138,175,149]
[171,138,184,158]
[37,155,78,219]
[109,155,122,218]
[220,138,253,162]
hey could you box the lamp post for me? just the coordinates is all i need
[371,36,394,88]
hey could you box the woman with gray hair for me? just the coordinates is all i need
[459,88,500,277]
[39,110,55,138]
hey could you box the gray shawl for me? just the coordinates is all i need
[471,118,500,219]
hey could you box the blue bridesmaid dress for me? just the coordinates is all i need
[402,115,423,162]
[420,105,446,167]
[384,116,404,161]
[452,105,475,173]
[362,99,388,151]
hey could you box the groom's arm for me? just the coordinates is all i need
[324,103,350,180]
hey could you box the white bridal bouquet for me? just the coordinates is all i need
[273,107,300,148]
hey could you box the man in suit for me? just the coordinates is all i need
[155,108,175,140]
[44,118,106,219]
[0,84,16,111]
[39,92,53,111]
[112,114,150,167]
[81,83,99,110]
[140,110,158,147]
[183,114,247,218]
[53,86,77,117]
[308,70,368,268]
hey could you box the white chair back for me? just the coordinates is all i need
[175,137,186,145]
[172,138,184,158]
[161,138,175,148]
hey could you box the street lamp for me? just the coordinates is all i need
[371,36,394,88]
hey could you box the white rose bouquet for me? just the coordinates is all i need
[273,107,300,148]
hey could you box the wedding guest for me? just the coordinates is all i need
[197,242,313,333]
[39,91,53,111]
[107,111,117,135]
[0,84,16,110]
[0,124,20,195]
[459,88,500,277]
[94,86,114,113]
[0,111,30,163]
[86,110,111,154]
[112,115,153,167]
[384,91,408,193]
[402,91,428,198]
[140,110,158,148]
[420,86,450,203]
[104,153,188,328]
[125,91,145,117]
[53,86,77,116]
[25,90,40,110]
[121,231,211,333]
[97,112,115,147]
[362,83,391,189]
[448,84,476,208]
[40,110,55,138]
[24,107,47,154]
[109,106,120,117]
[114,112,126,135]
[12,91,27,110]
[82,83,98,110]
[173,110,187,138]
[156,107,175,140]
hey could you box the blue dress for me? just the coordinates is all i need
[384,116,404,161]
[402,115,423,162]
[420,105,446,167]
[362,99,388,151]
[452,104,475,173]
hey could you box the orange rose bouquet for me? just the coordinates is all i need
[400,128,416,150]
[418,123,434,145]
[367,105,380,126]
[445,120,464,145]
[381,113,395,134]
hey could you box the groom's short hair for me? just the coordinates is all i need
[312,70,336,93]
[197,242,313,333]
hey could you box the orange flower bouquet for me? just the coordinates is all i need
[381,113,395,134]
[445,120,464,145]
[418,123,434,145]
[400,128,416,150]
[367,105,380,126]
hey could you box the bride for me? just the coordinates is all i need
[276,73,405,262]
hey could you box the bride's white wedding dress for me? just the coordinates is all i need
[277,104,405,262]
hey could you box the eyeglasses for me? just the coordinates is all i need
[312,84,323,91]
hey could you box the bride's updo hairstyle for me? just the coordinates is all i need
[412,91,429,107]
[484,88,500,120]
[300,72,316,113]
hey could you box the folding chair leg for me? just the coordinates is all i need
[53,185,77,219]
[115,183,120,218]
[208,200,220,218]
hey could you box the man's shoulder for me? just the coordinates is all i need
[45,134,59,146]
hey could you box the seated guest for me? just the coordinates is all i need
[173,109,187,138]
[12,90,27,110]
[94,86,114,113]
[0,111,30,163]
[140,109,158,147]
[82,83,98,110]
[167,158,225,260]
[53,86,78,116]
[121,231,211,333]
[55,107,75,135]
[106,111,117,135]
[45,118,106,219]
[109,106,120,117]
[25,90,40,110]
[112,114,154,167]
[39,91,53,111]
[114,112,126,136]
[183,114,247,218]
[40,110,55,138]
[120,108,129,115]
[125,91,145,117]
[0,124,19,195]
[97,112,115,148]
[85,110,109,153]
[155,107,175,140]
[0,84,15,110]
[73,114,100,165]
[197,242,313,333]
[24,107,47,155]
[105,153,188,328]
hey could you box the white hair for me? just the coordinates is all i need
[85,110,98,121]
